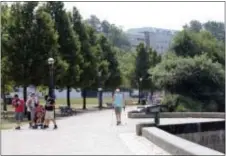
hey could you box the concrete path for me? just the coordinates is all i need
[1,106,223,155]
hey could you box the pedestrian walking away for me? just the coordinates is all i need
[112,88,125,126]
[12,94,25,130]
[42,95,58,129]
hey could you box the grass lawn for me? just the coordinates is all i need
[1,120,29,130]
[1,97,138,130]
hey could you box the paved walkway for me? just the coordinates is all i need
[1,106,223,155]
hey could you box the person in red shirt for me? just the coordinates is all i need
[12,94,25,130]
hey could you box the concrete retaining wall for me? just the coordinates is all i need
[177,130,225,153]
[142,127,224,155]
[128,112,225,119]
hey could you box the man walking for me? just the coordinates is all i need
[112,88,125,125]
[42,95,58,129]
[12,94,25,130]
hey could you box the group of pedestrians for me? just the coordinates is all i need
[12,93,58,130]
[12,87,126,129]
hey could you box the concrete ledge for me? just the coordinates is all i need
[128,112,225,119]
[142,127,224,155]
[136,122,155,136]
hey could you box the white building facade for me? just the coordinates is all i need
[126,27,178,54]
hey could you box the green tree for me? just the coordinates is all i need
[87,25,109,90]
[116,49,136,88]
[171,30,225,66]
[98,35,122,90]
[101,20,111,35]
[46,2,82,107]
[86,14,101,31]
[107,24,131,50]
[185,20,203,32]
[1,3,12,110]
[71,7,99,109]
[86,16,131,50]
[148,47,161,95]
[203,21,225,42]
[7,2,39,103]
[31,5,66,88]
[150,54,225,112]
[133,43,152,90]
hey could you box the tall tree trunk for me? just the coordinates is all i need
[99,90,103,109]
[67,86,71,108]
[150,90,154,104]
[82,88,87,110]
[1,82,7,111]
[23,85,27,115]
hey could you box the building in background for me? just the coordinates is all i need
[126,27,179,54]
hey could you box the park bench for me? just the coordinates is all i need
[59,106,76,116]
[106,102,113,108]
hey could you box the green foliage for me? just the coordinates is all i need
[98,35,122,89]
[153,25,225,112]
[85,14,101,31]
[134,43,150,86]
[116,49,136,88]
[72,7,98,88]
[203,21,225,42]
[134,43,161,91]
[171,30,225,66]
[46,2,82,87]
[183,20,225,42]
[86,15,131,50]
[7,2,39,87]
[184,20,202,32]
[31,6,62,86]
[151,54,225,111]
[161,93,203,112]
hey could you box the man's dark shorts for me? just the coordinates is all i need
[15,112,23,121]
[114,107,122,114]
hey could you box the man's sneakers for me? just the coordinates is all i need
[41,125,57,130]
[15,126,20,130]
[41,125,49,129]
[54,125,58,129]
[32,125,38,129]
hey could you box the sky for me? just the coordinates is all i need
[64,1,225,31]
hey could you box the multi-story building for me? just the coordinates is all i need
[126,27,179,54]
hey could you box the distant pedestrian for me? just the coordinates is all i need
[112,88,125,125]
[42,95,58,129]
[12,94,25,130]
[26,93,39,128]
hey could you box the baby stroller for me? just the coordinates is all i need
[33,105,45,129]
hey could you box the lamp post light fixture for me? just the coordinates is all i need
[98,71,103,110]
[47,57,55,117]
[138,77,143,104]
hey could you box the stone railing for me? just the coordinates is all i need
[128,111,225,119]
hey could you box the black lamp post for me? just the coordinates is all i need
[48,57,55,117]
[98,71,103,110]
[138,77,143,104]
